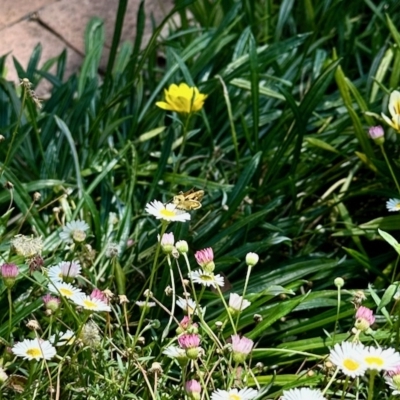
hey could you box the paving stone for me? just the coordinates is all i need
[0,20,83,96]
[0,0,58,30]
[38,0,174,55]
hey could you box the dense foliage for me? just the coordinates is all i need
[1,0,400,398]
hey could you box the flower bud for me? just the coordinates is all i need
[176,240,188,254]
[185,380,201,400]
[245,252,259,267]
[368,125,385,145]
[334,277,345,288]
[0,263,19,289]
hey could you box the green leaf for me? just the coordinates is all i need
[378,229,400,255]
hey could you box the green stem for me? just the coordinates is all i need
[391,254,400,284]
[162,254,176,341]
[367,371,376,400]
[332,283,342,346]
[7,288,12,340]
[215,284,236,335]
[234,265,252,331]
[173,114,191,174]
[380,145,400,195]
[133,222,168,347]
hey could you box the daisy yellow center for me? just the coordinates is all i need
[343,358,360,371]
[395,203,400,209]
[83,299,97,309]
[26,348,42,358]
[200,274,213,281]
[60,288,74,297]
[160,209,177,217]
[229,395,241,400]
[365,356,384,366]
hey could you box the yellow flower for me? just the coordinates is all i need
[382,90,400,132]
[156,83,207,114]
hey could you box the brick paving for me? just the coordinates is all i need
[0,0,173,95]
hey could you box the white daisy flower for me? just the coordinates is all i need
[229,293,251,312]
[135,301,156,308]
[72,294,111,312]
[145,200,191,222]
[48,281,83,299]
[176,296,200,315]
[48,265,63,283]
[385,375,400,395]
[162,345,187,359]
[281,387,327,400]
[48,260,81,282]
[329,341,367,378]
[50,330,76,346]
[12,338,56,361]
[362,346,400,371]
[387,198,400,212]
[59,220,90,243]
[189,269,224,288]
[210,387,258,400]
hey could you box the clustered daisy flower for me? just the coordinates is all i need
[280,387,326,400]
[50,329,76,346]
[386,198,400,212]
[329,341,367,377]
[189,269,224,288]
[228,293,251,314]
[176,296,200,315]
[330,341,400,377]
[60,220,90,243]
[12,338,56,361]
[48,281,83,299]
[72,294,111,312]
[163,345,187,360]
[210,387,258,400]
[48,260,81,283]
[386,366,400,394]
[145,200,191,222]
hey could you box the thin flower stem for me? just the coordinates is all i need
[332,284,342,346]
[181,253,224,349]
[215,284,237,335]
[133,222,167,347]
[391,254,400,284]
[380,145,400,195]
[174,114,191,174]
[235,265,252,331]
[340,376,350,400]
[162,255,176,340]
[194,361,211,400]
[7,288,12,341]
[321,366,340,396]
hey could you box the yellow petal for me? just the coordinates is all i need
[156,101,175,111]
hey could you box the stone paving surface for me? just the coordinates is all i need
[0,0,173,95]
